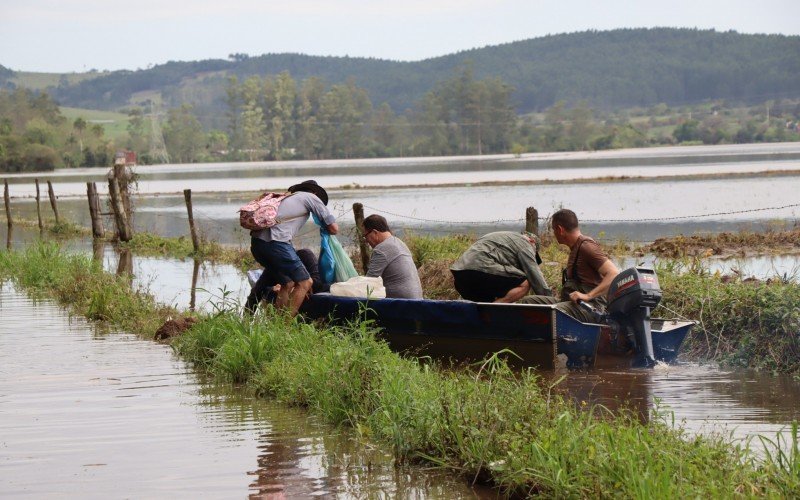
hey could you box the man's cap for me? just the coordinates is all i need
[522,231,543,265]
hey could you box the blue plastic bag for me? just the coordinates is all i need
[314,214,336,284]
[313,214,357,283]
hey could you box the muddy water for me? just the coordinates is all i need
[552,364,800,446]
[0,283,487,498]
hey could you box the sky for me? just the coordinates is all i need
[1,0,798,73]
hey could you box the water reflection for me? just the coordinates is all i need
[0,284,486,498]
[92,238,105,263]
[190,257,200,311]
[554,364,800,445]
[116,247,133,278]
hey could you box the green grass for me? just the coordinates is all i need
[173,309,800,497]
[120,232,254,269]
[12,217,92,238]
[10,71,105,90]
[655,260,800,374]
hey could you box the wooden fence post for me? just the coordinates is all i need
[86,182,104,238]
[3,180,12,229]
[34,179,43,231]
[525,207,539,237]
[108,177,132,242]
[183,189,200,253]
[113,164,133,221]
[353,202,370,272]
[47,181,60,225]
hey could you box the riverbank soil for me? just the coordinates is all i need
[641,228,800,259]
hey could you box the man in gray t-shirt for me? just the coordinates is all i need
[363,215,423,299]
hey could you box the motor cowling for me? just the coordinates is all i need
[607,267,662,315]
[606,267,662,367]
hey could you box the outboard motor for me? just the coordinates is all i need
[606,267,662,367]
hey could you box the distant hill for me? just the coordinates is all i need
[5,28,800,128]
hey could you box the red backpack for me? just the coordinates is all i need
[238,192,294,231]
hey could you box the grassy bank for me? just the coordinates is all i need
[0,242,174,336]
[2,242,799,496]
[8,226,799,374]
[643,228,800,259]
[657,261,800,374]
[174,310,799,497]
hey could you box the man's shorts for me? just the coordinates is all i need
[251,238,311,285]
[451,269,526,303]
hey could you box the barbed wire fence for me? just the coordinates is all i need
[164,199,800,249]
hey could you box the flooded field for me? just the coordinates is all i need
[4,142,800,197]
[1,143,798,249]
[0,283,486,498]
[2,144,799,495]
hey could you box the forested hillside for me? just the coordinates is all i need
[4,28,798,124]
[3,28,800,171]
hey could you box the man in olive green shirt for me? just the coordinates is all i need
[450,231,551,303]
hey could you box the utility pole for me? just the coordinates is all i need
[148,100,171,164]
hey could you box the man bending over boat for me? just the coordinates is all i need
[519,208,620,323]
[450,231,551,303]
[363,214,423,299]
[249,180,338,317]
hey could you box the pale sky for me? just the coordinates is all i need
[1,0,798,73]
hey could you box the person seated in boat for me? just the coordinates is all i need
[450,231,551,303]
[362,214,423,299]
[249,180,338,316]
[245,248,330,313]
[518,208,620,323]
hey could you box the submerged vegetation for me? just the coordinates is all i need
[2,242,799,496]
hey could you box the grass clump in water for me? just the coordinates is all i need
[173,310,800,497]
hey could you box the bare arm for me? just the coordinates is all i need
[569,259,620,303]
[326,222,339,235]
[495,280,530,303]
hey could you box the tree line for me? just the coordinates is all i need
[0,88,113,172]
[2,75,799,172]
[219,66,519,160]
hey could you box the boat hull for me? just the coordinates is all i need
[299,294,691,369]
